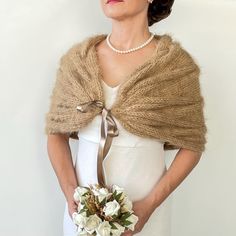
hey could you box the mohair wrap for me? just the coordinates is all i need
[44,33,207,154]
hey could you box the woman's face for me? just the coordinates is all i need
[100,0,149,22]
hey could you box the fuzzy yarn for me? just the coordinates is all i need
[45,33,207,153]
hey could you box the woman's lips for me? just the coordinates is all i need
[107,0,124,4]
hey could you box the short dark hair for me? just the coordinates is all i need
[147,0,175,27]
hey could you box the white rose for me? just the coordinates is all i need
[103,199,120,217]
[92,187,112,203]
[72,212,88,228]
[76,203,87,217]
[110,222,126,236]
[112,184,127,200]
[78,202,85,211]
[76,227,92,236]
[95,221,111,236]
[74,186,89,202]
[112,185,126,194]
[125,214,139,231]
[121,196,133,213]
[84,214,102,234]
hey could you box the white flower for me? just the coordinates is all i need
[74,186,89,202]
[112,185,126,195]
[121,196,133,213]
[84,214,102,234]
[96,221,112,236]
[92,187,112,203]
[76,227,92,236]
[103,199,120,217]
[72,212,88,228]
[112,184,127,201]
[78,202,85,211]
[125,214,139,231]
[110,222,126,236]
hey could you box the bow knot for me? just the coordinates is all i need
[76,100,104,112]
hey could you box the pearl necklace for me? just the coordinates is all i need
[106,32,155,54]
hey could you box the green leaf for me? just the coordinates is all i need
[100,197,107,206]
[78,208,86,214]
[123,220,132,226]
[115,192,123,202]
[120,212,132,220]
[111,212,120,218]
[112,190,117,197]
[109,222,118,230]
[86,210,91,217]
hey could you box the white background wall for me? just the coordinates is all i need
[0,0,235,235]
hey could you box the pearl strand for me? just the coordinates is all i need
[106,32,155,54]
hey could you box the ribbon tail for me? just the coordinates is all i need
[97,108,118,188]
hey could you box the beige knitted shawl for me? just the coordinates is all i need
[45,33,207,155]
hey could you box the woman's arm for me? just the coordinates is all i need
[47,134,79,217]
[121,149,202,236]
[146,148,202,210]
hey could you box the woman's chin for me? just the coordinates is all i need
[104,11,127,21]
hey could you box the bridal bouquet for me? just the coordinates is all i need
[72,184,139,236]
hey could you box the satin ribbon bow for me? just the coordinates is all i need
[76,100,119,188]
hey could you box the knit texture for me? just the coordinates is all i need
[44,33,207,153]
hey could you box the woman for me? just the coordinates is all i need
[46,0,206,235]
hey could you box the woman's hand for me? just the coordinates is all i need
[121,195,156,236]
[68,198,80,219]
[66,184,80,220]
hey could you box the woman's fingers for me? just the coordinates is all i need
[121,229,133,236]
[122,233,133,236]
[68,200,79,219]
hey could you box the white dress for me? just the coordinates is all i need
[63,80,172,236]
